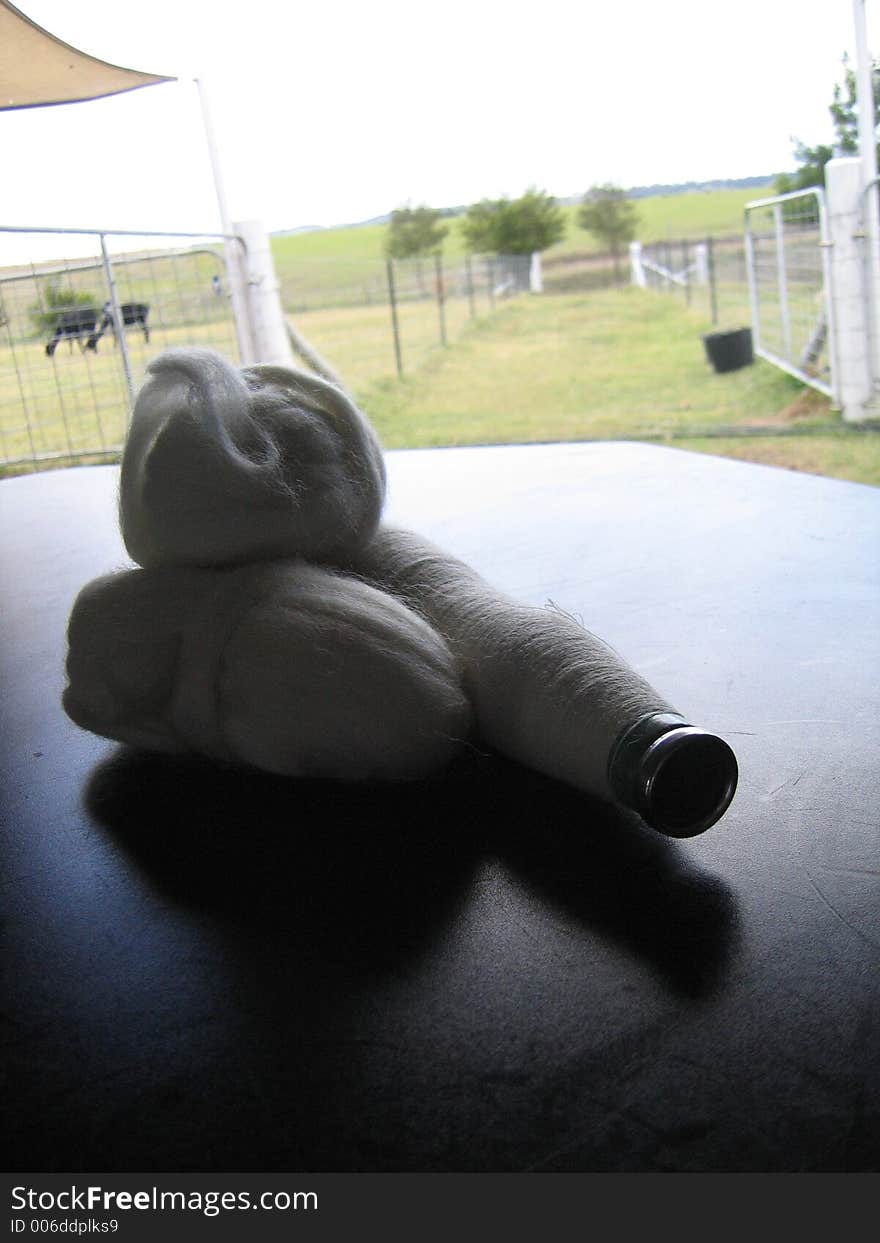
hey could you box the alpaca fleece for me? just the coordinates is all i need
[119,348,386,568]
[342,526,674,802]
[63,561,472,781]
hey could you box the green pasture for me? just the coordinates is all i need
[284,285,872,487]
[4,285,873,487]
[273,184,770,265]
[3,179,874,489]
[349,288,831,445]
[271,184,773,303]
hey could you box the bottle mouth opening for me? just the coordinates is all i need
[609,715,738,837]
[640,728,738,837]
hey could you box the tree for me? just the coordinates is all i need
[385,206,449,260]
[775,53,880,193]
[460,187,566,255]
[28,280,97,334]
[576,184,639,283]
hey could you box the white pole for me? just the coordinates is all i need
[826,157,874,420]
[629,240,646,287]
[234,219,295,366]
[852,0,880,395]
[194,76,256,364]
[854,0,878,185]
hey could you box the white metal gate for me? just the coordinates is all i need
[744,188,836,401]
[0,226,243,473]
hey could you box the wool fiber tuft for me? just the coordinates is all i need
[63,561,472,782]
[119,348,387,568]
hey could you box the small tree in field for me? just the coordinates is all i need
[28,280,97,334]
[385,206,449,260]
[461,187,566,255]
[577,184,639,283]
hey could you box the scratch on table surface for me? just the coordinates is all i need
[804,871,880,953]
[761,773,806,802]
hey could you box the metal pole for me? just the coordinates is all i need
[435,253,447,346]
[707,237,718,324]
[853,0,880,394]
[195,76,256,363]
[466,256,476,318]
[99,234,135,408]
[773,203,792,362]
[744,211,762,353]
[386,258,403,376]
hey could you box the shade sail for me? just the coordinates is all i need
[0,1,174,110]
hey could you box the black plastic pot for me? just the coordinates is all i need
[702,327,753,374]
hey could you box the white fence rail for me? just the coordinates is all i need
[630,239,708,294]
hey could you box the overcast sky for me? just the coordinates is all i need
[0,0,871,262]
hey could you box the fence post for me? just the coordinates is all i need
[435,253,447,346]
[466,256,476,318]
[529,252,543,293]
[386,258,403,376]
[486,257,495,310]
[825,157,878,421]
[705,238,718,326]
[98,234,135,407]
[629,241,646,287]
[234,219,295,366]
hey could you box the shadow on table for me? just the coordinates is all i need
[85,745,740,1000]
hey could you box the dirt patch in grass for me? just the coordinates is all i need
[779,385,832,422]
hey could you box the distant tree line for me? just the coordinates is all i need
[385,183,640,281]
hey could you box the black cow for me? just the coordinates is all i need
[45,308,98,356]
[86,302,150,351]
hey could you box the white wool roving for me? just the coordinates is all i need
[119,348,386,568]
[67,348,736,829]
[341,526,737,834]
[63,560,472,782]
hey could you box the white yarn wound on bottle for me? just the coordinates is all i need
[119,348,387,568]
[341,526,674,801]
[63,561,473,782]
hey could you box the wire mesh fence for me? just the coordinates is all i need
[280,252,532,388]
[0,228,240,474]
[744,189,832,397]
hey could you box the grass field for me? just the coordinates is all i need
[344,288,878,487]
[272,184,769,265]
[4,185,876,488]
[270,184,772,304]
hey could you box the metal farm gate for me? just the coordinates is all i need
[0,227,243,473]
[744,189,836,400]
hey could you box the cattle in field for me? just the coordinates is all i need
[45,307,99,356]
[86,302,150,351]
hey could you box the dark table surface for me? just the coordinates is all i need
[2,442,879,1173]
